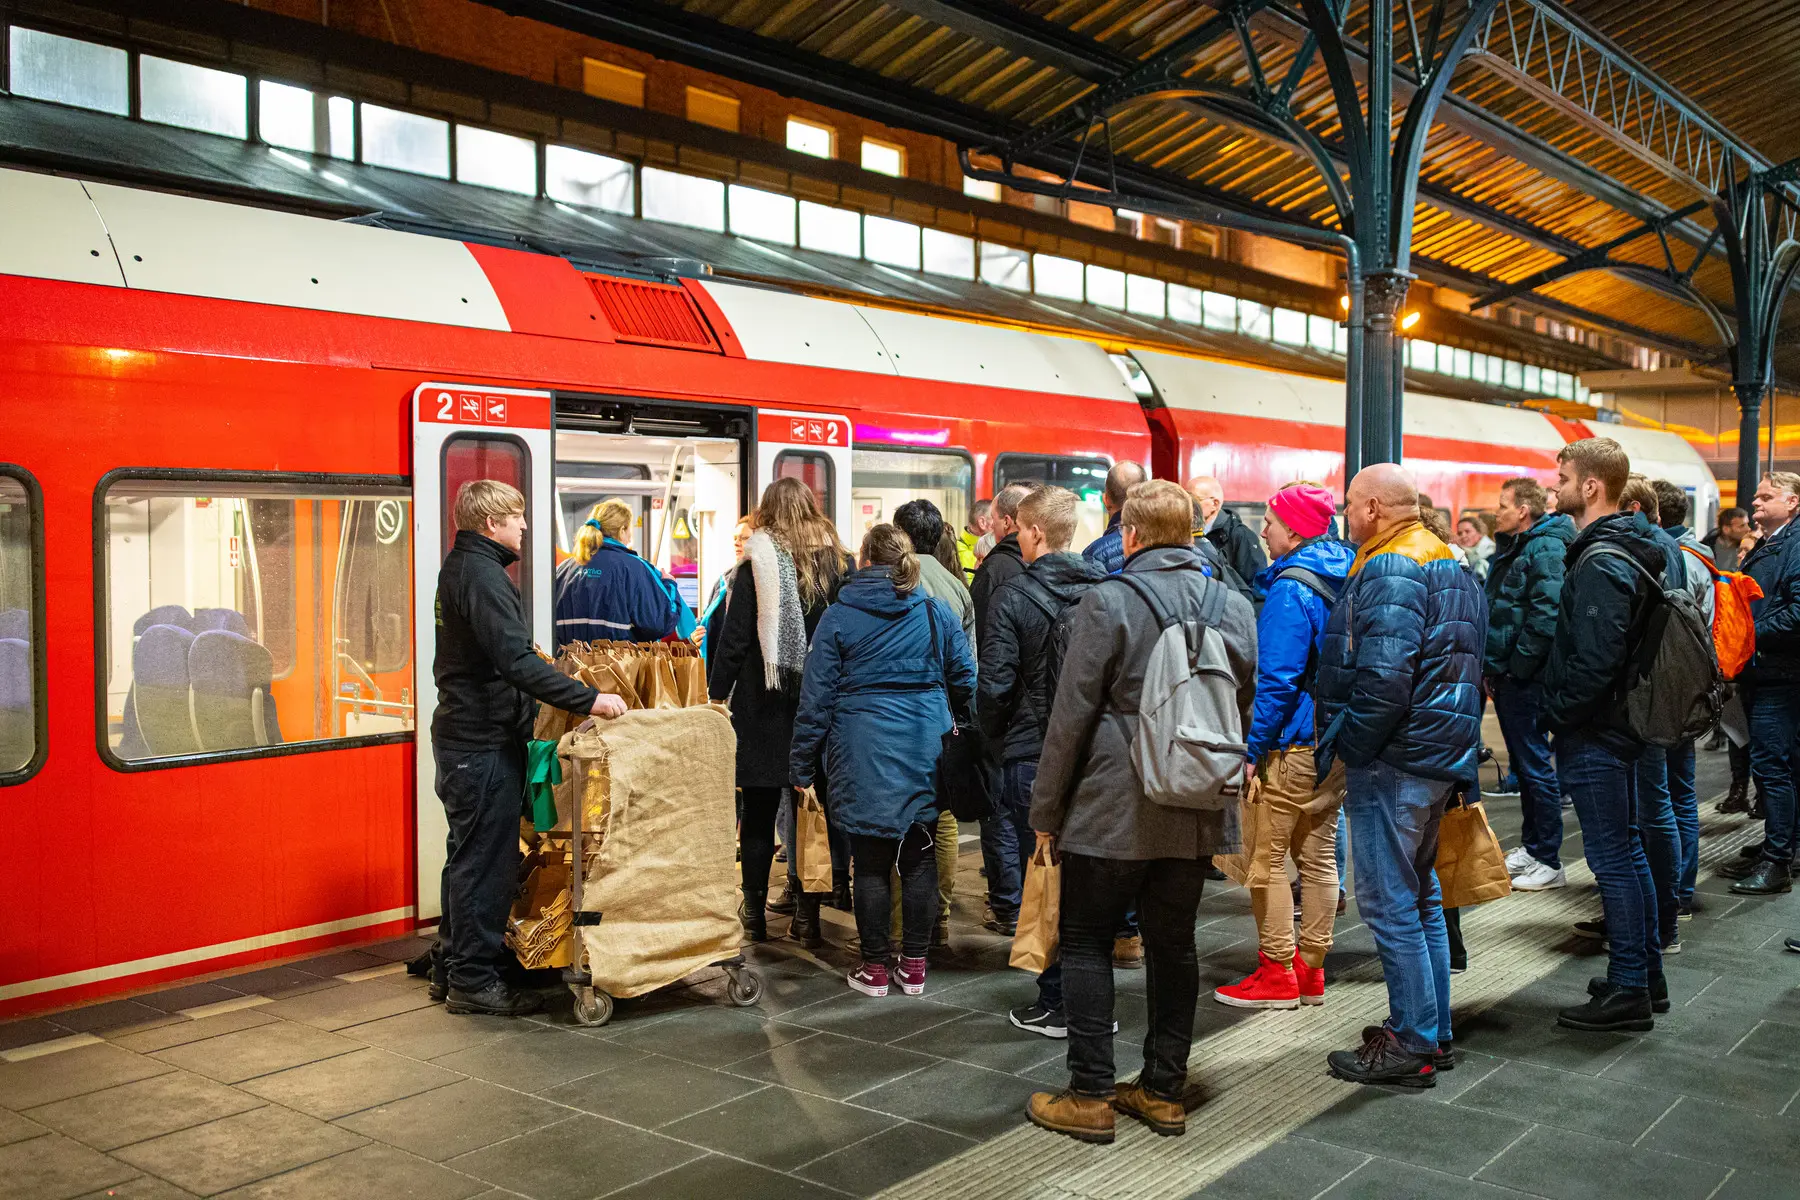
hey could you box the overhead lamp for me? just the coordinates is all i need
[1339,294,1350,312]
[1400,310,1422,331]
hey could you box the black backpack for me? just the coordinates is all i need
[1574,543,1724,747]
[1194,537,1256,605]
[1016,573,1097,733]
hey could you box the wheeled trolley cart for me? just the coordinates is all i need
[536,703,758,1028]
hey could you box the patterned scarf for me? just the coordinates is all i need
[746,531,808,696]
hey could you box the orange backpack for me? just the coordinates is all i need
[1681,545,1762,679]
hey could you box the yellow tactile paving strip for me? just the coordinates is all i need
[878,797,1757,1200]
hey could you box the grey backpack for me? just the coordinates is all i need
[1575,543,1724,748]
[1116,573,1246,811]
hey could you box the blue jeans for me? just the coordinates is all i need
[1344,760,1453,1055]
[982,775,1023,921]
[1665,741,1699,908]
[1747,684,1800,863]
[1633,750,1681,949]
[1490,677,1563,868]
[1557,734,1660,989]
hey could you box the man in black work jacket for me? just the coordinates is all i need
[1540,438,1683,1034]
[434,479,623,1016]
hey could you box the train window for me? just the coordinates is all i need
[775,450,835,516]
[993,454,1112,550]
[98,475,413,769]
[852,447,972,538]
[8,27,128,116]
[138,56,248,140]
[443,435,530,607]
[0,467,44,784]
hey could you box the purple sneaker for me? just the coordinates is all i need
[848,962,889,997]
[895,955,927,996]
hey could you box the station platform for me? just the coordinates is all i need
[2,746,1794,1200]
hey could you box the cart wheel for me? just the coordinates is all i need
[726,967,763,1008]
[572,986,613,1027]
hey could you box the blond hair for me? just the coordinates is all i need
[756,476,848,605]
[1765,471,1800,499]
[1619,474,1660,523]
[454,479,525,533]
[1016,485,1079,552]
[573,499,634,563]
[860,523,921,593]
[1558,437,1630,503]
[1121,479,1193,549]
[1419,505,1452,544]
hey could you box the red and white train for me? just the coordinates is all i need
[0,165,1715,1016]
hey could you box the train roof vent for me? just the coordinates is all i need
[585,274,721,351]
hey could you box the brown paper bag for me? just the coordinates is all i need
[795,789,834,893]
[1009,842,1061,973]
[1436,799,1513,909]
[1213,773,1265,886]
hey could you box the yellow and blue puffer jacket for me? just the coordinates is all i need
[1314,519,1488,785]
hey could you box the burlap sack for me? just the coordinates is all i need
[1010,842,1061,973]
[575,704,741,998]
[1437,799,1513,909]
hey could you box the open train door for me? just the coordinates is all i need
[756,409,855,535]
[411,383,555,922]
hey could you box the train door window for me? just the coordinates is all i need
[993,454,1111,550]
[98,474,413,767]
[443,434,529,607]
[0,467,44,783]
[775,450,834,515]
[851,447,973,538]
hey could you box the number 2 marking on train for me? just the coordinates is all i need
[436,391,453,421]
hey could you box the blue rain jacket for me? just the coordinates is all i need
[1314,520,1488,785]
[552,538,694,648]
[789,565,977,839]
[1246,537,1357,763]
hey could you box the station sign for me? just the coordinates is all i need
[417,387,552,429]
[758,412,850,448]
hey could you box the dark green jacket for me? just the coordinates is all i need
[1482,512,1575,682]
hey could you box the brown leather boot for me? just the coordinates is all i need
[1114,1081,1185,1136]
[1026,1089,1115,1143]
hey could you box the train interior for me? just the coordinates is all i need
[551,430,742,619]
[101,479,414,762]
[0,476,28,774]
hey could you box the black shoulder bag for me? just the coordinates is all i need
[924,597,992,821]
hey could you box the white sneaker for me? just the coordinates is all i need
[1512,861,1567,891]
[1504,846,1534,875]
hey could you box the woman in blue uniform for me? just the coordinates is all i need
[553,499,693,648]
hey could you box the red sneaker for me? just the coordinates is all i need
[895,955,927,996]
[1294,958,1325,1006]
[1213,952,1301,1009]
[847,962,889,997]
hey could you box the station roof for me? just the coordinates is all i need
[521,0,1800,381]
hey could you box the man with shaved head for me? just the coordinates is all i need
[1313,462,1486,1087]
[1189,475,1268,593]
[1081,460,1149,574]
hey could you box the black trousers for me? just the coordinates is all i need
[851,824,938,962]
[436,741,526,993]
[1060,853,1206,1099]
[740,785,788,897]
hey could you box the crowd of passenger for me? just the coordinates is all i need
[427,442,1800,1147]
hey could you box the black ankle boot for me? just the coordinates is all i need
[766,884,798,915]
[790,894,824,949]
[1591,972,1669,1013]
[1731,859,1793,895]
[741,887,769,942]
[1558,982,1653,1031]
[830,879,854,912]
[1719,779,1749,814]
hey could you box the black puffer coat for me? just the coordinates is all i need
[707,547,850,787]
[977,551,1108,764]
[1205,507,1269,597]
[970,534,1026,642]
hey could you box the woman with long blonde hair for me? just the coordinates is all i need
[551,499,692,649]
[709,476,853,944]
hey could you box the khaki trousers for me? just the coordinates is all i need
[1246,747,1344,968]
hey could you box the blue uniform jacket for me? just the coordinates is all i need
[1314,520,1488,785]
[552,539,694,647]
[1081,514,1125,575]
[790,565,977,839]
[1247,537,1356,763]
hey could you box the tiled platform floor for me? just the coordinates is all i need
[2,743,1795,1200]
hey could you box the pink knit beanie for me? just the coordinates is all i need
[1267,483,1336,540]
